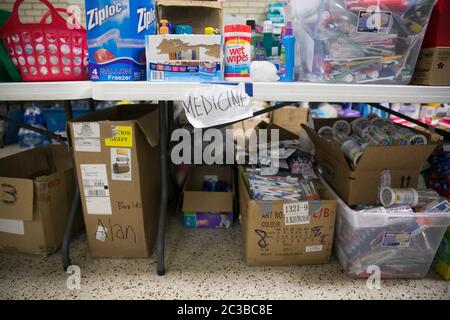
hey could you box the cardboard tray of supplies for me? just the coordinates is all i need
[239,169,337,266]
[302,119,440,206]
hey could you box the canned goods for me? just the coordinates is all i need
[361,126,391,146]
[318,126,334,139]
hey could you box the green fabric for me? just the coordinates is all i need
[0,10,22,82]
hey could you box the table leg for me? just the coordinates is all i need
[157,101,169,276]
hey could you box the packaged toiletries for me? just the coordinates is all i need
[85,0,157,81]
[224,24,252,82]
[262,21,278,58]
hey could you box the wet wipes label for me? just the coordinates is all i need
[80,164,112,215]
[283,202,310,226]
[110,148,132,181]
[382,232,412,248]
[105,126,133,148]
[357,11,392,34]
[73,123,101,152]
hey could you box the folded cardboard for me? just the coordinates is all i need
[0,145,78,255]
[303,118,439,206]
[146,34,222,82]
[412,47,450,86]
[69,105,161,258]
[271,107,309,136]
[182,166,234,228]
[239,170,337,266]
[156,0,223,34]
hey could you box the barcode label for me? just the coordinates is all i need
[80,164,112,215]
[151,71,164,81]
[284,202,310,226]
[83,179,105,187]
[86,189,107,197]
[285,214,310,226]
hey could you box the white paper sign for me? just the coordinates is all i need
[305,245,323,253]
[283,202,310,226]
[182,85,252,128]
[80,164,112,215]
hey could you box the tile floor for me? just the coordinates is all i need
[0,146,449,300]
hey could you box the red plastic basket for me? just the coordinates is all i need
[0,0,88,82]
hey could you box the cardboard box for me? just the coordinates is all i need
[239,170,337,266]
[271,107,309,136]
[69,105,161,258]
[146,34,222,82]
[434,227,450,280]
[412,47,450,86]
[156,0,223,34]
[303,118,439,206]
[182,166,234,229]
[0,145,77,255]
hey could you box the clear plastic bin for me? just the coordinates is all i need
[321,178,450,279]
[285,0,437,84]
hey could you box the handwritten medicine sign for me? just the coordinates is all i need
[182,85,253,128]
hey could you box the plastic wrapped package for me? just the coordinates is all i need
[322,178,450,279]
[284,0,437,84]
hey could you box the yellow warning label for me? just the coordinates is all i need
[105,126,133,148]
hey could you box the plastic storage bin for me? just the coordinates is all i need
[42,108,89,133]
[322,178,450,279]
[285,0,437,84]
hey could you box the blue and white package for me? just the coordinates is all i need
[85,0,157,81]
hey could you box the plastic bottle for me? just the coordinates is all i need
[262,20,277,58]
[224,24,252,82]
[279,21,295,82]
[159,20,169,35]
[204,27,215,35]
[254,41,266,61]
[246,19,257,60]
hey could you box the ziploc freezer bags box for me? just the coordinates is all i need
[85,0,157,81]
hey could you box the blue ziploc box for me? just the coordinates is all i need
[145,35,223,82]
[85,0,157,81]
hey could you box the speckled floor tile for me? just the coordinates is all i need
[0,216,449,300]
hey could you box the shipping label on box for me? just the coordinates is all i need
[146,35,222,82]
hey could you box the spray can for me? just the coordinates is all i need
[397,127,428,145]
[361,125,391,146]
[318,126,334,139]
[334,132,364,166]
[371,118,408,145]
[333,120,352,136]
[224,24,252,82]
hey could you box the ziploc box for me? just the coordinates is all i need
[146,34,222,82]
[85,0,157,81]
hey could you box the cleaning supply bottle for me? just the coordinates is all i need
[204,27,215,35]
[280,21,295,82]
[246,19,256,60]
[255,41,266,61]
[263,20,276,58]
[159,20,169,35]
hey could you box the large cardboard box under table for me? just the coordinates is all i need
[69,105,160,258]
[303,118,440,206]
[239,170,337,266]
[0,145,77,255]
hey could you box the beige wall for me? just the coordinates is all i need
[0,0,278,26]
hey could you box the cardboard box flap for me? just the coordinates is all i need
[0,177,34,221]
[256,122,298,141]
[0,147,53,179]
[135,107,160,148]
[183,191,233,212]
[355,144,437,171]
[302,124,349,168]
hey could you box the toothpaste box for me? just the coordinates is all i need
[145,34,223,82]
[85,0,157,81]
